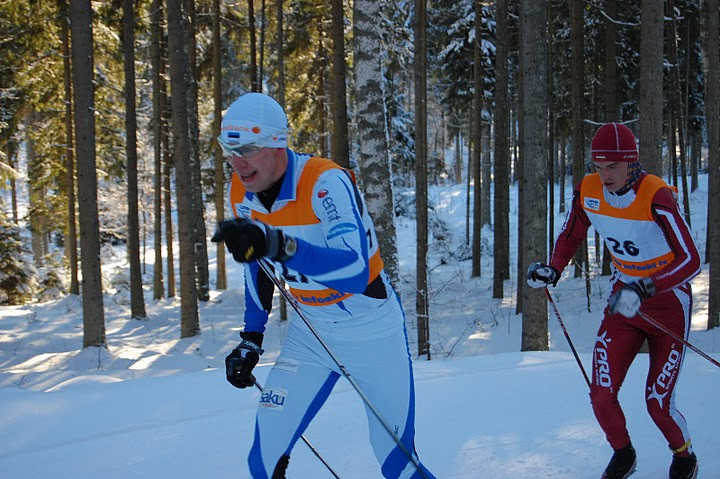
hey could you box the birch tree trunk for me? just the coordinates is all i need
[353,0,399,283]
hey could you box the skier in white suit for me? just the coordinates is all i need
[212,92,435,479]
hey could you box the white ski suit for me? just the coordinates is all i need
[228,149,435,479]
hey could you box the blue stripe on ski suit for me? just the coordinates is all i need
[381,293,437,479]
[247,373,339,478]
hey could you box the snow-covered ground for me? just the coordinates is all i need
[1,175,718,478]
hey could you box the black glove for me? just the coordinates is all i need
[608,277,655,318]
[225,331,264,389]
[526,262,560,288]
[211,218,290,263]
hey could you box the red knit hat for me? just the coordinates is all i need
[591,123,638,162]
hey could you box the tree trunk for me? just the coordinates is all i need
[667,0,692,227]
[493,0,509,299]
[162,87,176,298]
[258,0,265,91]
[167,0,200,337]
[604,0,618,121]
[26,111,45,267]
[122,0,147,320]
[705,0,719,329]
[686,8,700,193]
[600,0,617,277]
[186,0,210,302]
[58,0,79,295]
[330,0,350,167]
[275,0,285,106]
[471,0,483,278]
[547,0,554,259]
[466,136,471,245]
[520,0,549,351]
[559,137,566,214]
[353,0,399,283]
[669,89,678,187]
[639,0,664,177]
[317,26,329,158]
[151,0,165,300]
[516,5,525,314]
[212,0,226,290]
[454,132,462,184]
[70,0,106,348]
[570,0,585,279]
[414,0,429,359]
[7,144,19,224]
[481,123,491,227]
[249,0,258,92]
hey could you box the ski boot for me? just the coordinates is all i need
[669,452,698,479]
[601,443,637,479]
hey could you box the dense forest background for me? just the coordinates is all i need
[1,0,718,355]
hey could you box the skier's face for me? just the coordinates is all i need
[227,147,288,193]
[593,161,629,193]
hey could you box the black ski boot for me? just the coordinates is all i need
[601,443,637,479]
[669,452,698,479]
[271,455,290,479]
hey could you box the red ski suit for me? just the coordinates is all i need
[550,171,700,454]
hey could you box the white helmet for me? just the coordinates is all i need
[218,93,288,153]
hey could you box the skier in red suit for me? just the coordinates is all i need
[527,123,700,479]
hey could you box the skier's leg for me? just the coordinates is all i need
[590,309,646,450]
[338,296,435,479]
[248,358,339,478]
[644,285,693,455]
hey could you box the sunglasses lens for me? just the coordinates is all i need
[236,144,262,156]
[217,137,262,158]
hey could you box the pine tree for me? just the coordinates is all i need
[0,214,37,305]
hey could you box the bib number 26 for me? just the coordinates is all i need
[606,237,639,257]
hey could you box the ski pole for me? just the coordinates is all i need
[250,375,341,479]
[637,311,720,369]
[252,255,430,479]
[545,288,592,388]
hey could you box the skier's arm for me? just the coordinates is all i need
[282,169,371,293]
[549,183,592,275]
[242,261,275,333]
[648,187,701,294]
